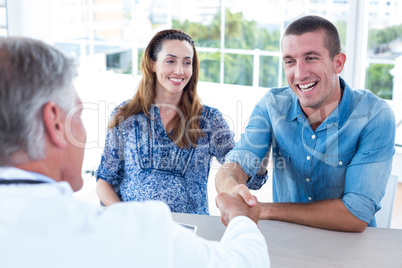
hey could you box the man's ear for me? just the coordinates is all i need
[334,52,346,74]
[43,102,67,149]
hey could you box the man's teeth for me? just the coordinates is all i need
[170,78,182,82]
[299,82,316,92]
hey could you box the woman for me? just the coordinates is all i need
[95,29,235,214]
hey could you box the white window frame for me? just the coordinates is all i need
[5,0,372,90]
[5,0,402,180]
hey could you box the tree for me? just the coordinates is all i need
[368,24,402,51]
[173,8,281,87]
[366,24,402,99]
[365,64,393,100]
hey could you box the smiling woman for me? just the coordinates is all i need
[151,39,195,137]
[151,39,194,116]
[94,29,237,215]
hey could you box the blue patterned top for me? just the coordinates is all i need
[95,102,235,214]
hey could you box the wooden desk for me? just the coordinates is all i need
[172,213,402,268]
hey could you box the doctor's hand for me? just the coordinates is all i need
[216,192,261,226]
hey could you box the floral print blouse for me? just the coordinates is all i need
[95,103,235,214]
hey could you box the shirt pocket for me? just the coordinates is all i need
[273,146,294,180]
[324,151,355,188]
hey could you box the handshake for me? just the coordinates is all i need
[216,184,261,226]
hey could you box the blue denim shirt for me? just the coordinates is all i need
[227,77,395,226]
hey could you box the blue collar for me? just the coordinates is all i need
[287,77,352,130]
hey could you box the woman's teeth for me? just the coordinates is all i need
[169,78,182,82]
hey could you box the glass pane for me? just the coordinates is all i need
[198,51,220,83]
[365,1,402,146]
[93,11,123,41]
[171,0,221,48]
[0,0,6,37]
[294,1,349,48]
[106,49,132,74]
[259,56,279,88]
[365,63,393,100]
[224,54,253,86]
[224,0,348,88]
[225,1,283,51]
[54,1,92,41]
[136,48,145,75]
[366,1,402,99]
[280,66,288,87]
[53,0,145,74]
[149,0,169,27]
[224,0,348,50]
[54,42,84,58]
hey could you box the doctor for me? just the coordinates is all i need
[0,37,269,268]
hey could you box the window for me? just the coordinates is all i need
[48,0,351,89]
[366,1,402,100]
[366,0,402,145]
[6,0,401,148]
[172,0,221,83]
[0,0,7,37]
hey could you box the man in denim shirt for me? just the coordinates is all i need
[216,15,396,232]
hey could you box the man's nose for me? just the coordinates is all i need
[294,61,310,80]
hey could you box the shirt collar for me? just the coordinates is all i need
[287,77,353,129]
[318,77,353,129]
[0,167,56,183]
[287,92,300,121]
[330,77,353,128]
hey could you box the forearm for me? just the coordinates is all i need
[215,162,249,193]
[217,216,270,267]
[171,216,269,268]
[96,178,121,206]
[260,199,368,232]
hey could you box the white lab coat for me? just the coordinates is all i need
[0,167,270,268]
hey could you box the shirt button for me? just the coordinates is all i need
[306,156,311,161]
[339,160,343,166]
[306,178,310,182]
[308,197,312,201]
[311,134,316,140]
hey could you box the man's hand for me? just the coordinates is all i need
[230,184,258,207]
[215,192,261,226]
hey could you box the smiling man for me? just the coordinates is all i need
[216,15,396,232]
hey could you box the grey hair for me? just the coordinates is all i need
[0,37,77,166]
